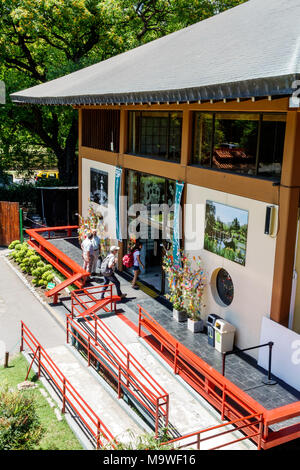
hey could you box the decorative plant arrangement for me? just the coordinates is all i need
[162,249,185,319]
[8,240,55,288]
[182,255,206,333]
[77,203,110,257]
[163,248,206,332]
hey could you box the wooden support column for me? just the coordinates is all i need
[78,108,83,216]
[119,109,128,165]
[180,109,193,169]
[180,110,192,249]
[117,110,128,270]
[271,111,300,326]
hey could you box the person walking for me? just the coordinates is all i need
[131,242,144,289]
[81,233,94,276]
[100,246,127,299]
[91,229,101,275]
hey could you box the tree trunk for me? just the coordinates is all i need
[57,114,78,185]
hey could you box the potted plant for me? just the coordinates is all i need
[162,249,187,322]
[182,255,206,333]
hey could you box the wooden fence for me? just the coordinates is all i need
[0,201,20,246]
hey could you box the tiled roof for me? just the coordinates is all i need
[10,0,300,105]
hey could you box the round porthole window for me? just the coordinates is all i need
[216,269,234,306]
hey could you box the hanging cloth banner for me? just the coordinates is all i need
[173,181,184,266]
[115,167,123,241]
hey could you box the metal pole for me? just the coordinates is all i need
[41,189,46,225]
[62,378,66,414]
[38,347,41,378]
[262,342,277,385]
[4,352,9,368]
[19,208,23,243]
[222,352,226,376]
[118,366,121,399]
[20,323,24,352]
[155,399,159,438]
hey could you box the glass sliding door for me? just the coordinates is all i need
[125,170,175,294]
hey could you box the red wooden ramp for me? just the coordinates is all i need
[71,285,121,316]
[25,226,89,289]
[46,272,87,304]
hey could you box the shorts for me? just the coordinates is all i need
[133,266,140,271]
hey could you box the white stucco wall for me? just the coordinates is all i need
[81,158,117,241]
[184,183,277,354]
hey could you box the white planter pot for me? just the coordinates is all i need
[187,318,204,333]
[173,309,187,322]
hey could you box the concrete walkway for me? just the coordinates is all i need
[96,310,255,450]
[45,344,143,445]
[0,249,65,362]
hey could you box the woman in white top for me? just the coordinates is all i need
[131,242,144,289]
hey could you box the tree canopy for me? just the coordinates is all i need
[0,0,246,184]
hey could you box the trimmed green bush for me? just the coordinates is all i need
[9,242,55,289]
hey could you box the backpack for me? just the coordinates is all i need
[122,252,134,268]
[100,255,113,277]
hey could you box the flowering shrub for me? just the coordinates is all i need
[77,204,110,256]
[163,249,206,319]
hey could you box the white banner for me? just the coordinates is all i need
[258,317,300,391]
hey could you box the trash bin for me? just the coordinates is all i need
[206,314,221,347]
[214,319,236,353]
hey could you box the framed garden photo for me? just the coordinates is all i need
[204,200,248,266]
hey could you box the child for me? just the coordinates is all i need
[131,242,144,289]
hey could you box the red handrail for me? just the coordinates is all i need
[71,284,116,316]
[68,287,169,436]
[20,321,116,449]
[161,412,263,450]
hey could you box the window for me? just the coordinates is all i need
[193,113,213,167]
[258,114,286,178]
[192,112,286,179]
[216,268,234,306]
[213,113,259,175]
[82,109,120,152]
[128,111,182,162]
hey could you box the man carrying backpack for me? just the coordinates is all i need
[100,246,127,300]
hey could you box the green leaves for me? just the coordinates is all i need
[0,384,43,450]
[1,0,246,183]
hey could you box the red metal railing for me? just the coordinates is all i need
[162,413,263,450]
[138,305,300,449]
[67,287,169,436]
[25,226,89,289]
[71,284,118,316]
[20,321,116,449]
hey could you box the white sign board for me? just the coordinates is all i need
[258,317,300,391]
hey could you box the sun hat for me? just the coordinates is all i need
[110,245,120,252]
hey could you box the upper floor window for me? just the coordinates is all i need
[82,109,120,152]
[128,111,182,163]
[192,112,286,179]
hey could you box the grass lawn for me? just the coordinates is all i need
[0,354,83,450]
